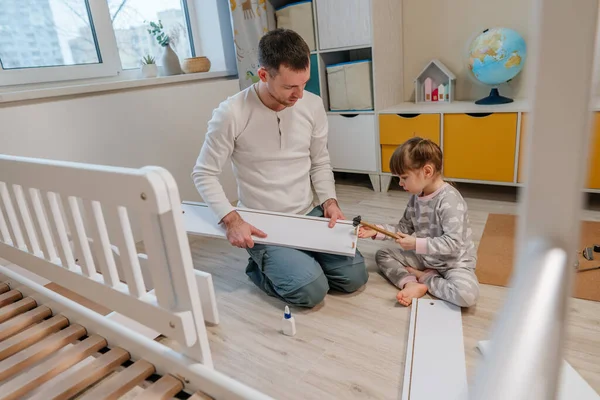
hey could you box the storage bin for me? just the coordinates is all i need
[316,0,371,50]
[275,1,315,51]
[327,114,377,171]
[326,59,373,111]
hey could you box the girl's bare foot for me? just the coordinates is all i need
[396,282,428,306]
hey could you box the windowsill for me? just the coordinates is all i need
[0,69,238,105]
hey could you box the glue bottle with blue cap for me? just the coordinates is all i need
[282,305,296,336]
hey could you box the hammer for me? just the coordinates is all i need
[352,216,406,240]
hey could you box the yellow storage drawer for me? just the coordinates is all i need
[517,112,528,183]
[443,112,518,182]
[518,112,600,189]
[381,144,396,173]
[587,113,600,189]
[379,114,440,145]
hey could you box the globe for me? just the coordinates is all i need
[467,27,527,104]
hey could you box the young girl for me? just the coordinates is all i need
[359,137,480,308]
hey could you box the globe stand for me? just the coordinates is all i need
[475,88,513,105]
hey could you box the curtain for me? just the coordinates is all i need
[229,0,276,90]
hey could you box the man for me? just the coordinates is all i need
[192,28,368,308]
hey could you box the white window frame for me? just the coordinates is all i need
[0,0,237,88]
[0,0,122,86]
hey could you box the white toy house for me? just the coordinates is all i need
[414,59,456,103]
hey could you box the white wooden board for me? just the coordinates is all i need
[402,299,468,400]
[181,202,358,257]
[477,340,600,400]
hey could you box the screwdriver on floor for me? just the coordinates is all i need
[577,265,600,273]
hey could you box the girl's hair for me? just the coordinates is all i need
[389,137,443,176]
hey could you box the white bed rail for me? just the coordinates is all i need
[0,155,216,367]
[470,0,598,398]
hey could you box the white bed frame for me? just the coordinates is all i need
[0,0,596,396]
[0,154,273,399]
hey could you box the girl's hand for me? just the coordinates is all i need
[396,235,416,250]
[358,227,377,238]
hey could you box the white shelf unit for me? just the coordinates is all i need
[273,0,404,191]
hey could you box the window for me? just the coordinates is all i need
[109,0,193,70]
[0,0,119,86]
[0,0,236,87]
[0,0,100,69]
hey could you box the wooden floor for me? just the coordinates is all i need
[184,175,600,400]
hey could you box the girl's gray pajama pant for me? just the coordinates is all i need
[375,247,480,308]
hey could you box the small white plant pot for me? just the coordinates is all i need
[141,64,158,78]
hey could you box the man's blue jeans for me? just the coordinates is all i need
[245,206,368,307]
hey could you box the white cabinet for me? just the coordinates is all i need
[316,0,372,50]
[326,114,377,172]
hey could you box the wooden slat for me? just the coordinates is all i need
[0,334,106,400]
[75,359,154,400]
[138,374,184,400]
[0,324,87,382]
[0,297,36,323]
[189,391,215,400]
[0,305,51,341]
[0,315,69,361]
[0,290,22,308]
[28,347,130,400]
[0,283,9,294]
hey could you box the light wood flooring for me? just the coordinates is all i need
[184,175,600,400]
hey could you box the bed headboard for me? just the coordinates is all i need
[0,154,216,367]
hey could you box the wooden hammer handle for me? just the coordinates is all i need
[359,221,405,239]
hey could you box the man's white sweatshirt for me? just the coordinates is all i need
[191,84,337,222]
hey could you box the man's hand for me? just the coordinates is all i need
[221,211,267,248]
[322,198,345,228]
[396,235,416,251]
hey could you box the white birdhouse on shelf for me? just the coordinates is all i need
[414,59,456,103]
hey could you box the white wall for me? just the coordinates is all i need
[1,77,241,206]
[402,0,532,101]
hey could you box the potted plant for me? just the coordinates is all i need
[141,55,158,78]
[147,20,183,76]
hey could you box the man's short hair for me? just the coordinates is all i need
[258,28,310,75]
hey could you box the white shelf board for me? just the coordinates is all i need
[402,299,468,400]
[379,99,530,114]
[380,98,600,114]
[327,110,374,115]
[181,202,359,257]
[318,44,373,54]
